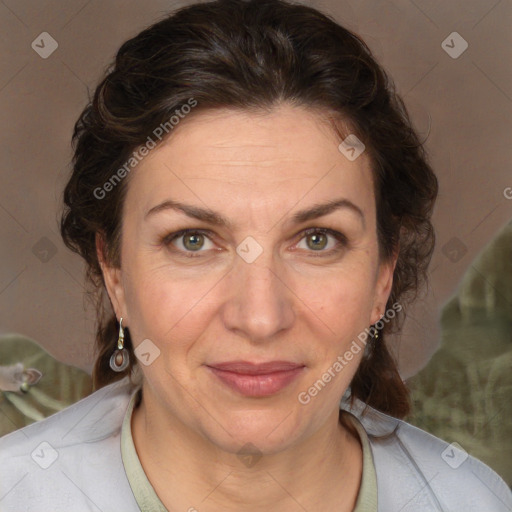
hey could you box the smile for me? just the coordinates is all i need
[205,361,305,397]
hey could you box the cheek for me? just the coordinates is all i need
[122,240,377,356]
[301,264,376,333]
[123,264,214,353]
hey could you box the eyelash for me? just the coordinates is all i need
[160,227,348,258]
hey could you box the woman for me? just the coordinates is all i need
[1,0,510,510]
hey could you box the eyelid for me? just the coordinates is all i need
[162,227,347,257]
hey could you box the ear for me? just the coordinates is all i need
[96,232,128,322]
[370,248,398,325]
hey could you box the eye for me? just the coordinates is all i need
[295,227,347,256]
[161,227,347,258]
[163,229,214,257]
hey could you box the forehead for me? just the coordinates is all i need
[143,105,356,169]
[126,104,375,222]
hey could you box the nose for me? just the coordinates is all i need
[220,247,296,343]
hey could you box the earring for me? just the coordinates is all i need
[372,324,379,341]
[109,317,130,372]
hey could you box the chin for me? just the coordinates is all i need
[200,407,305,457]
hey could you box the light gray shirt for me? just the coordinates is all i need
[0,376,510,511]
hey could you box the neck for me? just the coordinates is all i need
[131,384,363,512]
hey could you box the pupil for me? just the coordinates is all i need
[185,234,203,250]
[309,233,326,250]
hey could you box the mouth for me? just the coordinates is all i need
[205,361,306,397]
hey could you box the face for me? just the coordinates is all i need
[100,103,396,455]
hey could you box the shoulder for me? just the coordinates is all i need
[0,376,140,512]
[0,375,134,449]
[342,398,512,512]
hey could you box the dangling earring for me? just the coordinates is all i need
[110,317,130,372]
[372,324,379,341]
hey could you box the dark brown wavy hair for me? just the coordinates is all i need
[59,0,438,418]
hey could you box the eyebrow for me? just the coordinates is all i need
[144,197,365,229]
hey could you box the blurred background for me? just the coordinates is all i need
[0,0,511,484]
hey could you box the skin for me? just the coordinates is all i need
[98,103,397,511]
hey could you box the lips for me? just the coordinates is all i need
[206,360,305,397]
[208,361,304,374]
